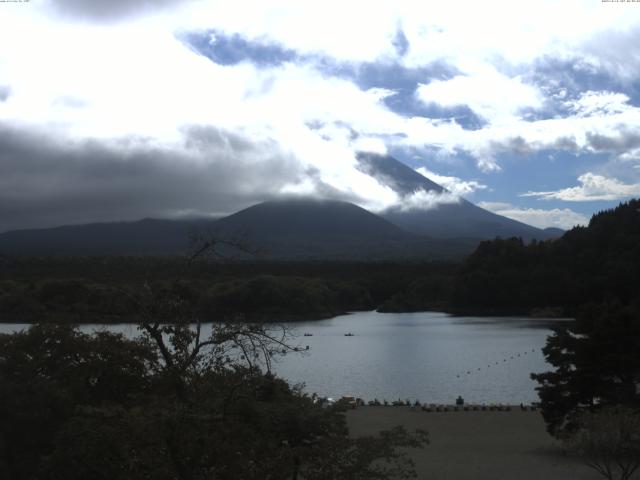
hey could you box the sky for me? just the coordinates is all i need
[1,0,640,233]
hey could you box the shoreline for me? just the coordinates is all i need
[0,308,576,325]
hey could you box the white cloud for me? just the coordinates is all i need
[564,91,632,117]
[416,62,542,125]
[399,189,460,211]
[478,202,589,230]
[353,137,388,155]
[580,27,640,84]
[0,9,408,212]
[415,167,486,196]
[619,149,640,163]
[400,88,640,171]
[521,173,640,201]
[1,0,640,224]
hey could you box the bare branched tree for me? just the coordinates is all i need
[124,232,297,387]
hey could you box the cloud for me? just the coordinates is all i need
[391,27,410,57]
[521,173,640,202]
[0,123,308,232]
[0,9,408,217]
[45,0,195,23]
[416,63,543,125]
[620,149,640,164]
[402,90,640,171]
[478,202,589,230]
[398,189,460,212]
[415,167,486,196]
[565,90,632,117]
[579,26,640,83]
[183,30,298,67]
[585,128,640,154]
[2,0,640,231]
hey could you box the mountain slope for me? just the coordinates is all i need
[0,218,216,256]
[212,198,406,241]
[358,153,561,241]
[210,198,477,260]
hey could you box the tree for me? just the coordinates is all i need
[531,302,640,437]
[0,236,428,479]
[0,324,154,480]
[565,407,640,480]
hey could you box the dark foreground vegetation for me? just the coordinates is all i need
[0,321,427,479]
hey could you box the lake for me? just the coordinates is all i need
[0,311,567,404]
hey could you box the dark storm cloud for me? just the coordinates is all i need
[47,0,194,22]
[0,123,309,232]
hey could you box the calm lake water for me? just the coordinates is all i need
[0,311,568,404]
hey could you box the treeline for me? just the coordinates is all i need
[451,199,640,315]
[0,259,457,323]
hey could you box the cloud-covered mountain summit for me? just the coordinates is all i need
[359,153,560,240]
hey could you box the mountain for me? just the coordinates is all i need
[358,153,562,241]
[0,200,478,259]
[208,198,477,260]
[542,227,565,238]
[0,218,216,256]
[212,198,406,241]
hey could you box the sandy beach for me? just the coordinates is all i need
[347,406,618,480]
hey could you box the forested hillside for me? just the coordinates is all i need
[451,199,640,315]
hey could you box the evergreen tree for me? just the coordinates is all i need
[532,303,640,437]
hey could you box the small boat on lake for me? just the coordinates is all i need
[303,333,313,337]
[344,333,354,337]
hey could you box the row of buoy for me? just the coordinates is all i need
[456,348,539,378]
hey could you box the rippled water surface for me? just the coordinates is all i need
[0,311,568,404]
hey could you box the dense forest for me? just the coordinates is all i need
[0,258,455,323]
[451,199,640,315]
